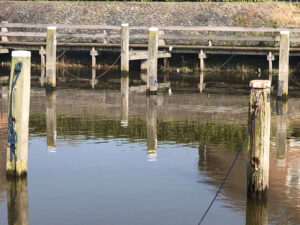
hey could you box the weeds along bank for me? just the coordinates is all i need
[0,2,299,27]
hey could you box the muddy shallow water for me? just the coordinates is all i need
[0,68,300,225]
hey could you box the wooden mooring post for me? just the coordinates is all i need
[267,52,274,81]
[198,50,206,72]
[277,31,290,99]
[147,27,159,94]
[6,51,31,177]
[247,80,271,199]
[121,23,129,74]
[46,26,57,88]
[90,47,98,68]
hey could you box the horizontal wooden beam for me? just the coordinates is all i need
[129,51,171,60]
[0,48,9,54]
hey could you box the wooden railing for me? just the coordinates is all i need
[1,22,300,46]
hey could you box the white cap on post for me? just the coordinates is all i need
[149,27,158,32]
[12,50,31,57]
[47,26,56,30]
[121,23,129,27]
[250,80,271,89]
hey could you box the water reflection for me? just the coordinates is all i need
[276,100,288,165]
[6,177,29,225]
[246,198,268,225]
[199,71,205,93]
[91,68,97,89]
[46,89,57,152]
[146,95,157,162]
[120,75,129,127]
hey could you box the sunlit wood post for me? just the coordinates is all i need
[120,74,129,127]
[90,47,98,68]
[198,50,206,72]
[267,52,274,80]
[121,23,129,74]
[46,26,57,88]
[6,177,29,225]
[147,27,159,93]
[277,31,290,98]
[103,29,108,44]
[247,80,271,199]
[146,95,157,161]
[1,21,8,42]
[39,46,46,68]
[46,89,57,152]
[6,51,31,177]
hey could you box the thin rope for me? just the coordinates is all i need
[96,54,121,79]
[8,61,23,161]
[198,108,258,225]
[56,50,66,60]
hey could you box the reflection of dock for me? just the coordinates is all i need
[46,89,57,152]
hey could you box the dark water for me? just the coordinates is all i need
[0,68,300,225]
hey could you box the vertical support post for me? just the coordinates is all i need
[6,177,29,225]
[121,23,129,74]
[90,47,98,68]
[39,46,46,68]
[120,74,129,127]
[6,51,31,177]
[248,80,271,199]
[147,27,159,93]
[276,100,288,165]
[146,95,157,161]
[103,29,108,44]
[277,31,290,98]
[198,50,206,72]
[46,26,57,88]
[140,59,148,71]
[267,52,274,81]
[46,89,56,152]
[1,21,8,42]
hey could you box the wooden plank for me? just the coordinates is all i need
[129,51,171,60]
[0,48,9,54]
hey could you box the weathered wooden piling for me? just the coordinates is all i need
[39,46,46,68]
[146,95,157,161]
[90,47,98,68]
[120,75,129,127]
[147,27,159,93]
[277,31,290,98]
[46,89,56,152]
[198,50,206,72]
[276,100,287,163]
[121,24,129,74]
[1,21,8,42]
[6,51,31,177]
[247,80,271,199]
[158,30,165,46]
[267,52,274,78]
[46,26,57,88]
[6,177,29,225]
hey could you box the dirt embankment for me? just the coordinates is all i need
[0,2,299,27]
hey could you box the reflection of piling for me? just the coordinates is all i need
[246,198,268,225]
[276,100,288,164]
[91,68,97,89]
[46,89,57,152]
[146,95,157,161]
[247,80,271,199]
[147,28,158,94]
[6,177,29,225]
[198,71,205,93]
[120,75,129,127]
[277,31,290,98]
[121,24,129,75]
[7,51,31,177]
[46,26,57,88]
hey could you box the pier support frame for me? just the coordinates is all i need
[6,51,31,177]
[247,80,271,199]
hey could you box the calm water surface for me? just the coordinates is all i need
[0,68,300,225]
